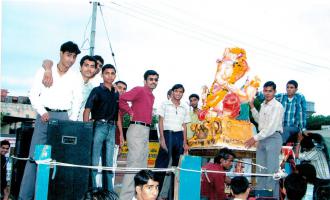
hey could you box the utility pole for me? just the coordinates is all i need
[89,1,98,56]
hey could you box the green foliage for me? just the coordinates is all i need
[0,112,3,124]
[249,98,262,128]
[122,113,131,128]
[306,115,330,130]
[151,115,159,130]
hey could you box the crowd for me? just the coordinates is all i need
[0,40,329,200]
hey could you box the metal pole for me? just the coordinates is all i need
[89,1,98,56]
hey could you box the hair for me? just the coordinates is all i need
[308,133,330,172]
[93,55,104,65]
[214,148,236,164]
[115,80,127,88]
[231,176,249,195]
[60,41,81,55]
[80,55,97,68]
[134,170,158,188]
[102,64,116,74]
[295,163,317,184]
[167,89,172,97]
[171,84,185,93]
[284,173,307,200]
[143,70,159,81]
[287,80,298,88]
[82,188,119,200]
[263,81,276,90]
[1,140,10,147]
[189,94,200,100]
[286,133,299,144]
[300,135,315,152]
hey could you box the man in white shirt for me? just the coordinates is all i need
[41,55,97,121]
[245,81,284,199]
[19,41,82,200]
[155,84,190,199]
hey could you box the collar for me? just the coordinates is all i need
[164,99,184,108]
[263,97,276,106]
[143,85,153,93]
[100,83,115,91]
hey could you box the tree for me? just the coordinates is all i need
[306,115,330,130]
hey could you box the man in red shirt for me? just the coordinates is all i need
[119,70,159,200]
[201,148,236,200]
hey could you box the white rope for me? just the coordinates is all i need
[234,159,267,170]
[177,167,273,177]
[11,156,286,179]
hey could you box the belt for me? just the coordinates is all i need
[95,119,116,125]
[130,121,151,127]
[164,130,183,134]
[45,107,68,112]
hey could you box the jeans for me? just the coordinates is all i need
[156,130,184,168]
[282,126,300,143]
[91,121,115,191]
[155,131,184,199]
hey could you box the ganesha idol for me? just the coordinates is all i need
[188,48,260,149]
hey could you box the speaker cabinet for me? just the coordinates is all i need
[10,123,34,199]
[46,120,93,200]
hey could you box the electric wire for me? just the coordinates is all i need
[105,0,330,74]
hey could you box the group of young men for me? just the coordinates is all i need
[14,40,317,200]
[244,80,309,199]
[16,41,158,200]
[200,79,311,200]
[17,40,199,200]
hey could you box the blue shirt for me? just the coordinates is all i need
[276,93,306,131]
[257,92,306,131]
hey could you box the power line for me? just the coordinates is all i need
[103,4,310,74]
[156,0,330,64]
[109,0,330,72]
[80,13,92,51]
[99,4,119,74]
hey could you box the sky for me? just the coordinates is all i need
[2,0,330,115]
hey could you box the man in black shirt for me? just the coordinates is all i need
[83,64,122,191]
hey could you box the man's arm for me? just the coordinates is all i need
[182,123,189,153]
[83,108,91,122]
[183,107,191,153]
[158,102,167,151]
[83,88,96,122]
[300,94,307,132]
[69,74,83,121]
[158,116,167,151]
[117,112,124,146]
[42,59,54,87]
[119,87,139,116]
[29,68,49,120]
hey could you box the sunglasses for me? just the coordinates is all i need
[148,78,159,82]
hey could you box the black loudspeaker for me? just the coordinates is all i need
[10,122,34,199]
[46,120,93,200]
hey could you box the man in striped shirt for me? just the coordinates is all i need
[277,80,307,143]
